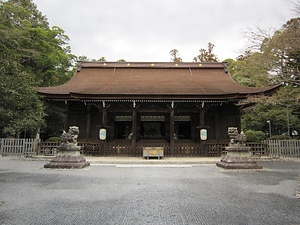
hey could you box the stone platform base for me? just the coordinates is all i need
[216,155,262,169]
[44,154,90,169]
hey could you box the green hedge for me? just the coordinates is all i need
[245,130,267,142]
[45,137,61,142]
[268,135,292,140]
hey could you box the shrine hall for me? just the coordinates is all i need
[37,62,279,157]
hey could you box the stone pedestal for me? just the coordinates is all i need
[216,146,262,169]
[44,144,90,169]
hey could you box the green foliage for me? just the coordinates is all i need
[0,71,44,137]
[0,0,48,29]
[228,16,300,139]
[24,25,75,86]
[169,49,182,62]
[269,135,292,140]
[0,0,74,137]
[261,18,300,87]
[244,130,267,142]
[224,53,271,87]
[193,42,218,62]
[42,102,66,140]
[0,0,75,87]
[227,18,299,88]
[242,102,300,137]
[45,137,61,142]
[98,57,107,62]
[77,55,107,62]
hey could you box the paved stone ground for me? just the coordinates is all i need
[0,157,299,225]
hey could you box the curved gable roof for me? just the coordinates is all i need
[38,62,280,101]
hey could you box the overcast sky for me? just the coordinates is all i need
[33,0,294,62]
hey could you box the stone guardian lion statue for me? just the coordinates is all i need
[228,127,246,146]
[61,126,79,146]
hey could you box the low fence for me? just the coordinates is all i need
[0,139,229,157]
[35,140,300,158]
[247,142,268,156]
[80,142,224,157]
[0,138,299,158]
[38,141,60,155]
[76,141,267,157]
[267,140,300,158]
[0,138,37,157]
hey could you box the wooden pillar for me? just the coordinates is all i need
[102,101,107,127]
[101,101,107,155]
[214,113,220,140]
[237,113,241,132]
[86,104,91,139]
[191,114,197,141]
[200,105,205,128]
[64,103,69,131]
[170,101,175,157]
[132,101,137,156]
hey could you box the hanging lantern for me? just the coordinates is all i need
[99,128,107,141]
[200,129,207,141]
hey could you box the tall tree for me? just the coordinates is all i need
[0,0,74,137]
[169,49,182,62]
[232,16,300,137]
[224,52,271,87]
[98,57,107,62]
[76,55,107,62]
[0,0,74,87]
[193,42,218,62]
[242,102,300,137]
[0,51,44,137]
[261,18,300,87]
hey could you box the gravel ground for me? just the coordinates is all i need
[0,157,299,225]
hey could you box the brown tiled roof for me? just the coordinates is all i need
[37,62,280,101]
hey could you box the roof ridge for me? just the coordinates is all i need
[77,61,225,69]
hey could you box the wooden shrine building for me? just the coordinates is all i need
[38,62,279,157]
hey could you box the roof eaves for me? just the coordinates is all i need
[69,92,243,101]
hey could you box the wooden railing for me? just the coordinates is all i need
[247,142,268,156]
[267,140,300,158]
[39,141,60,155]
[80,142,228,157]
[49,141,269,157]
[1,138,299,158]
[0,138,37,157]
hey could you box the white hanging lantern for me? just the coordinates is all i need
[200,129,207,141]
[99,128,107,140]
